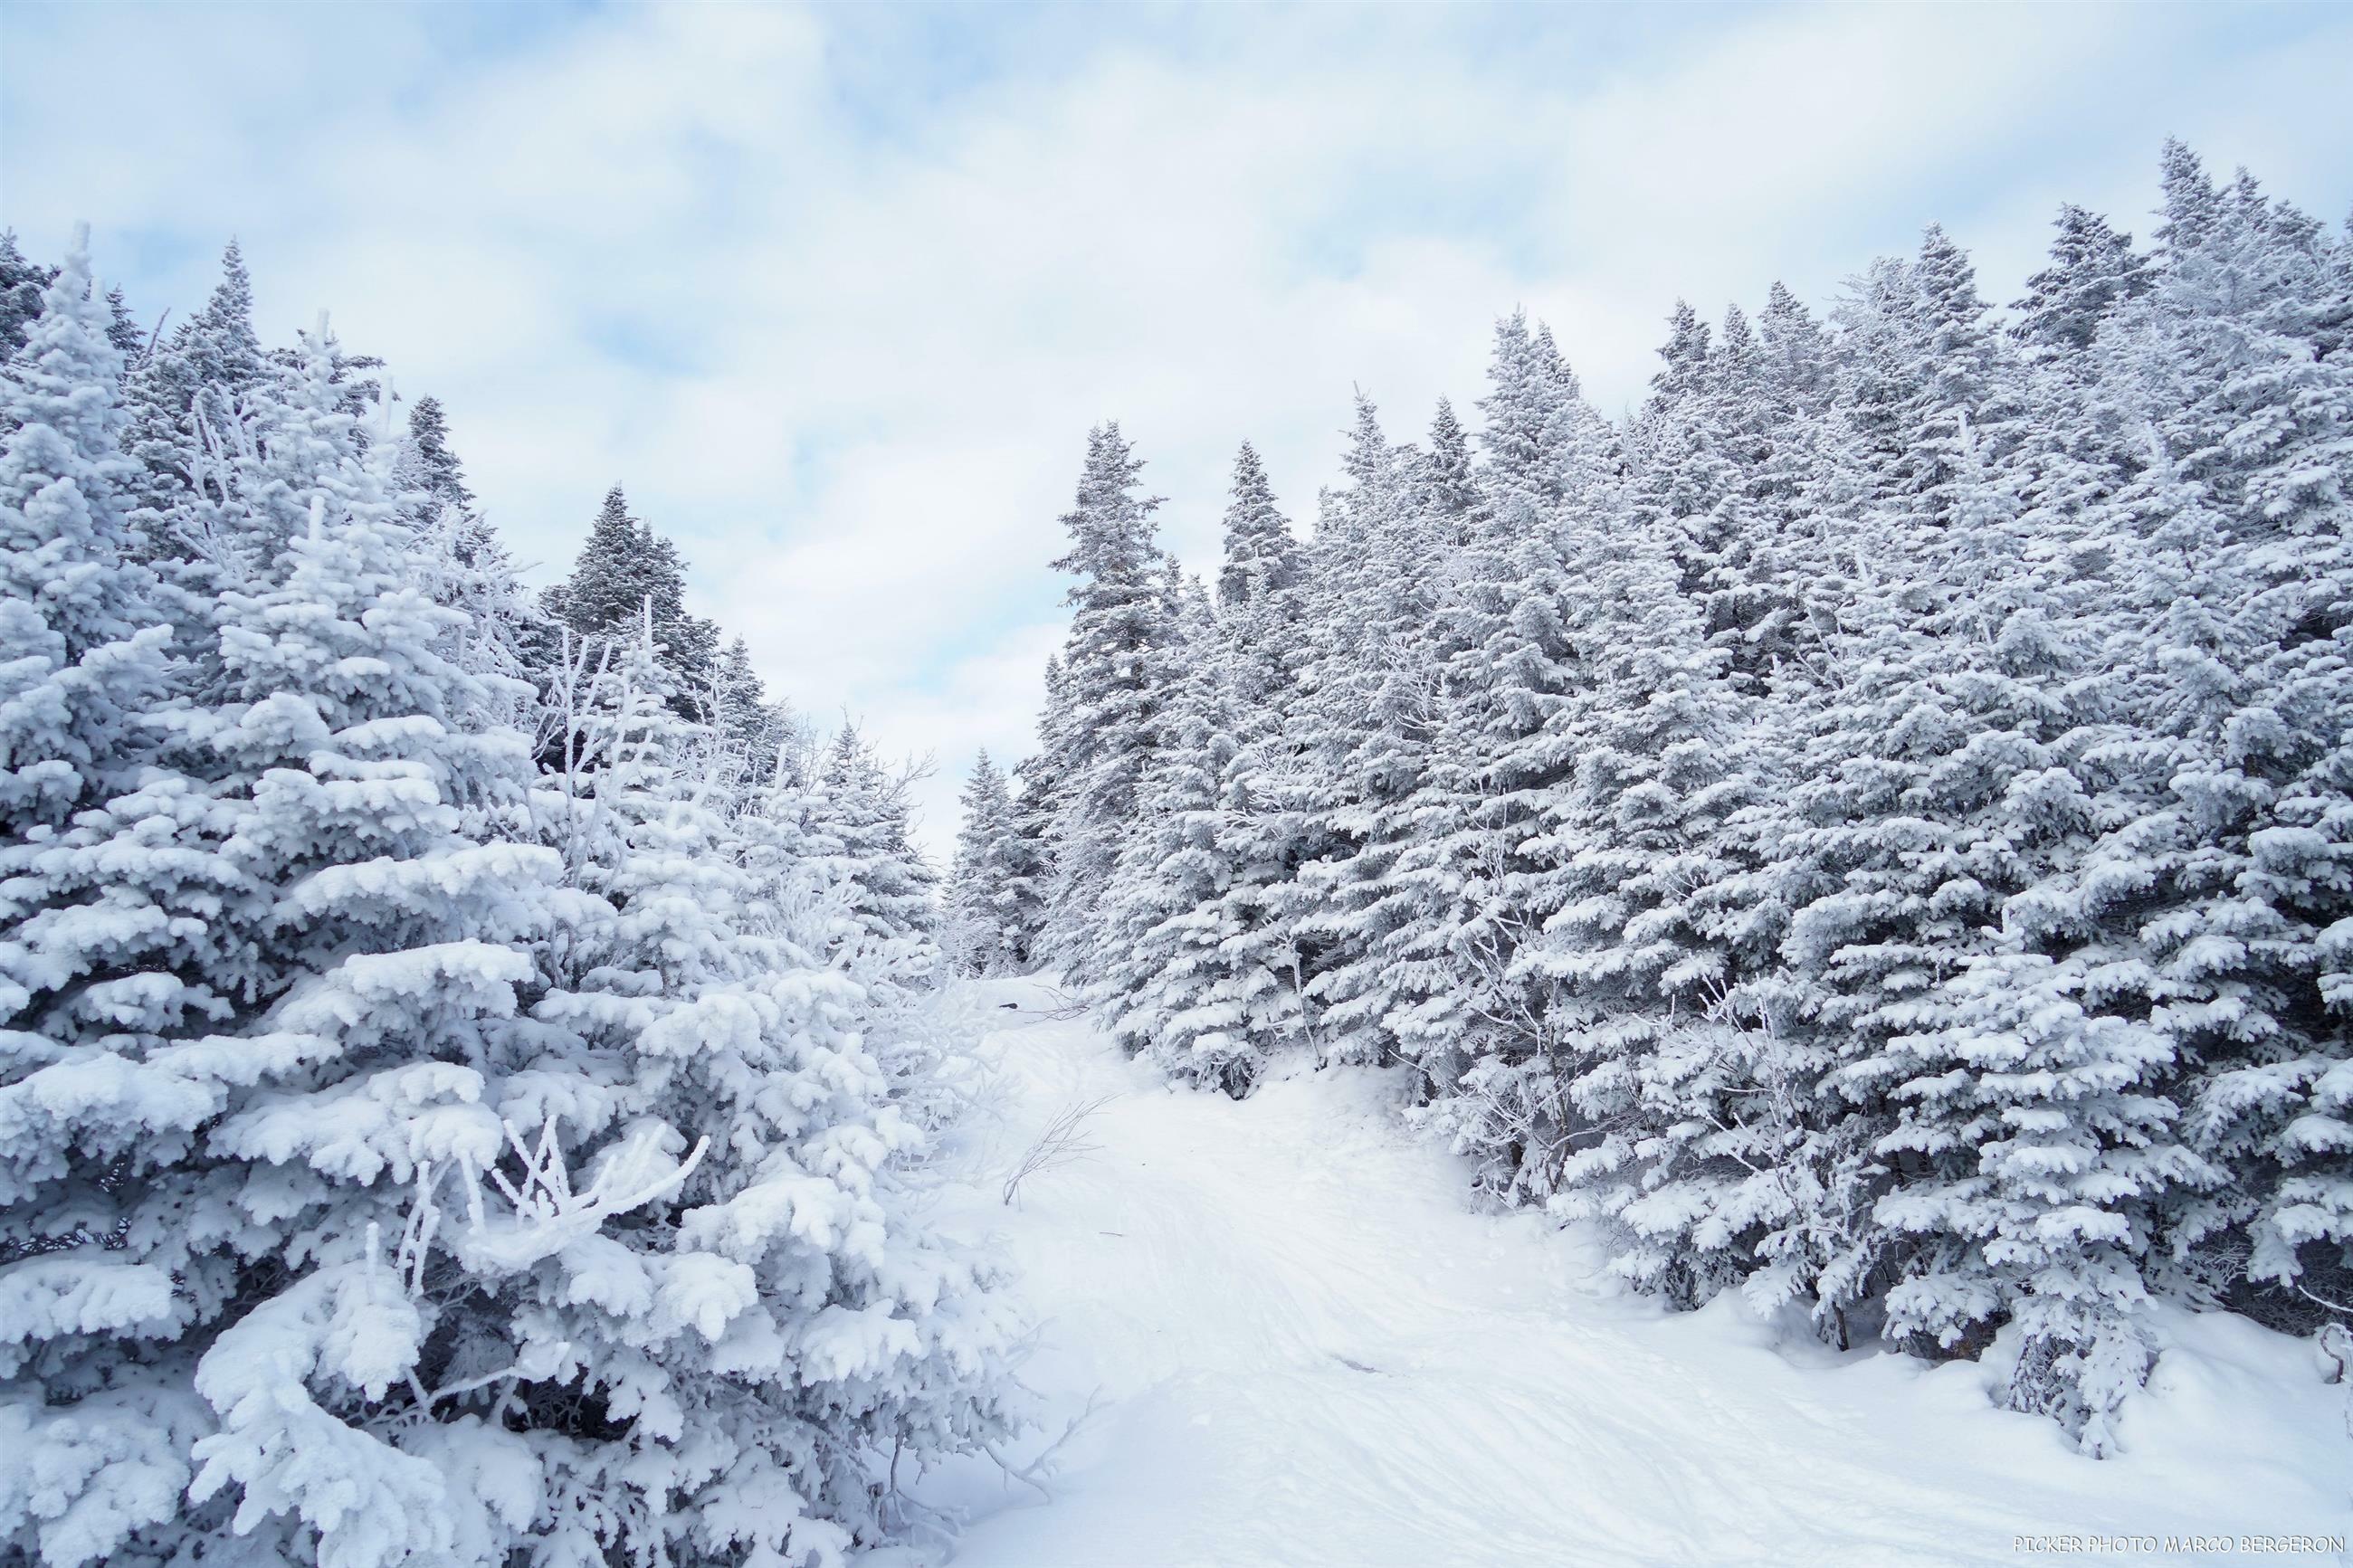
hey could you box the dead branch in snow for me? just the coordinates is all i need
[1023,984,1090,1022]
[1001,1094,1111,1207]
[986,1389,1109,1502]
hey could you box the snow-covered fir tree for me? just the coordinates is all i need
[0,232,58,366]
[120,241,269,519]
[1386,318,1609,1114]
[0,227,167,853]
[1192,443,1318,1069]
[946,750,1040,976]
[805,725,942,958]
[1034,424,1175,985]
[1092,571,1262,1090]
[1004,654,1073,974]
[2086,143,2353,1335]
[395,394,472,514]
[542,483,722,708]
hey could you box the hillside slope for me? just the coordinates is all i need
[903,977,2348,1568]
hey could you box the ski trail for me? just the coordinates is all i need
[910,977,2350,1568]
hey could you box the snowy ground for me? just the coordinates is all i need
[899,976,2351,1567]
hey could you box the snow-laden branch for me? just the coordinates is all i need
[393,1116,711,1281]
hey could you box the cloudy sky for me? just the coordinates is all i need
[5,2,2349,855]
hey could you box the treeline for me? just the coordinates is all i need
[0,231,1014,1565]
[952,142,2353,1452]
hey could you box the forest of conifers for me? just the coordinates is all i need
[947,140,2353,1458]
[1,131,2348,1568]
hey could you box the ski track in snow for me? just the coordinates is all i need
[900,977,2352,1568]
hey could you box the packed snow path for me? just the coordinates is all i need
[910,977,2349,1568]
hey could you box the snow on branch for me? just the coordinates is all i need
[396,1115,711,1280]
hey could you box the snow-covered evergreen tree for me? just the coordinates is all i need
[542,484,721,707]
[0,312,570,1564]
[2013,204,2155,364]
[100,285,145,372]
[120,241,269,518]
[2082,142,2353,1337]
[0,226,167,850]
[1036,424,1175,985]
[946,750,1039,976]
[1092,573,1266,1090]
[804,726,941,960]
[383,396,544,731]
[1195,444,1319,1069]
[1389,316,1613,1107]
[395,394,472,515]
[1008,654,1072,969]
[0,231,57,365]
[1489,303,1763,1301]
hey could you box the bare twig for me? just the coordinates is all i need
[1026,984,1091,1022]
[985,1389,1108,1502]
[1001,1095,1112,1207]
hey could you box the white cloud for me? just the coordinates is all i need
[5,2,2348,860]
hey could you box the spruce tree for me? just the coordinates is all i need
[1009,654,1072,969]
[947,750,1039,976]
[1418,396,1480,540]
[120,241,268,518]
[0,231,57,362]
[397,395,473,514]
[0,262,1022,1564]
[1198,443,1319,1068]
[0,315,567,1564]
[1093,576,1263,1089]
[544,483,720,708]
[710,635,792,789]
[1037,423,1174,984]
[1386,318,1598,1115]
[0,226,166,844]
[102,285,145,369]
[2013,204,2153,362]
[0,221,177,1313]
[1492,303,1762,1294]
[381,394,546,727]
[806,727,942,957]
[528,616,1017,1566]
[547,485,653,633]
